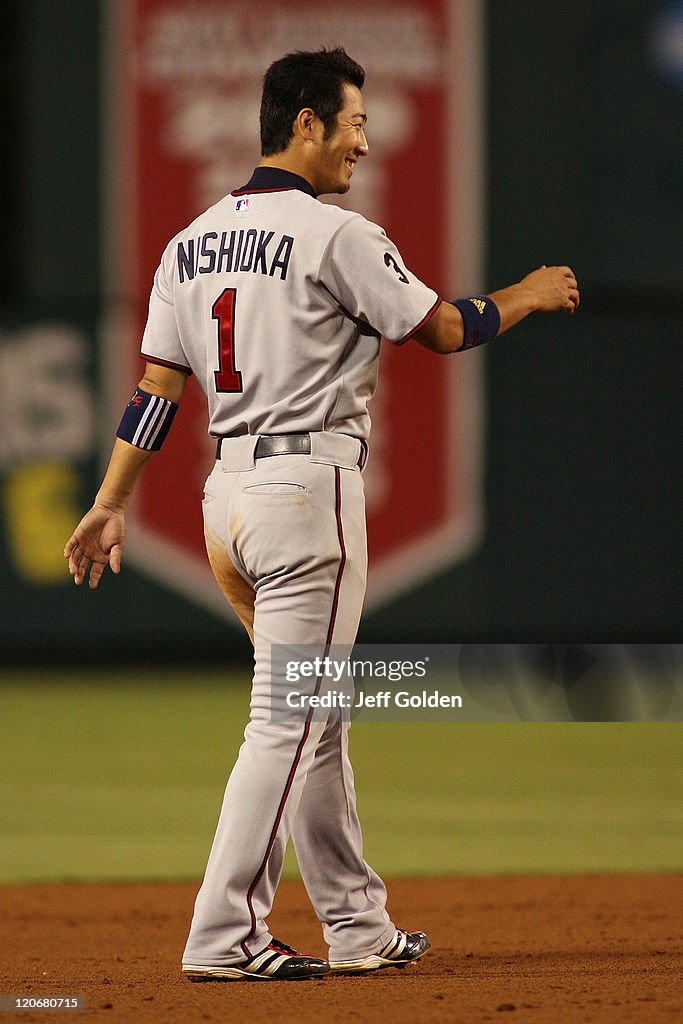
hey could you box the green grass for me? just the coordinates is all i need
[1,671,682,883]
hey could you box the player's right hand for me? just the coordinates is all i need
[521,265,580,315]
[63,504,125,589]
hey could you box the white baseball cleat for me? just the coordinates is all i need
[182,938,330,981]
[329,928,430,974]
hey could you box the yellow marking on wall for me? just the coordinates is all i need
[4,461,81,585]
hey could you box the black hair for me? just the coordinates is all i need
[260,47,365,156]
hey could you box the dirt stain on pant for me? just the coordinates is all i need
[205,530,255,643]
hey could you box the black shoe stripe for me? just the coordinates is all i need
[248,950,282,974]
[380,932,404,958]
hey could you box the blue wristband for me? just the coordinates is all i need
[451,296,501,350]
[116,388,178,450]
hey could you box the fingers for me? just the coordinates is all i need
[66,543,91,586]
[64,538,109,588]
[64,510,125,588]
[563,265,580,312]
[65,533,86,583]
[88,558,107,590]
[561,293,580,314]
[538,265,576,283]
[567,287,580,313]
[547,265,580,313]
[109,544,123,576]
[65,540,82,580]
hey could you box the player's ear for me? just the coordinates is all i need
[294,108,319,143]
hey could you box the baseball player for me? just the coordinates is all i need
[64,47,579,981]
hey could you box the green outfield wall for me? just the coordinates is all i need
[0,1,679,664]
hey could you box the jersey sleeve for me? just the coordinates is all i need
[140,253,192,374]
[319,216,441,345]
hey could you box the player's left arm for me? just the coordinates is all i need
[64,362,189,589]
[415,265,580,354]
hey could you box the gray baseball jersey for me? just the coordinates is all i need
[140,168,440,440]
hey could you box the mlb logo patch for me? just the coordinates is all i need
[235,196,250,215]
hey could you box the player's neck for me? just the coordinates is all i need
[259,153,317,195]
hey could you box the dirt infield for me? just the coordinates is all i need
[2,874,681,1023]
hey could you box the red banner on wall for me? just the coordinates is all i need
[105,0,485,616]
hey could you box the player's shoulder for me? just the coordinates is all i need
[313,203,389,251]
[318,206,391,258]
[258,192,378,252]
[262,191,367,233]
[317,200,371,229]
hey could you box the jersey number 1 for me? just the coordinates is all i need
[212,288,243,393]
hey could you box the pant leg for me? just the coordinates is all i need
[184,455,385,964]
[292,719,394,960]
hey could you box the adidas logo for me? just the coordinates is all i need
[470,298,487,315]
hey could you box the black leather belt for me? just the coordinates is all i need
[215,434,366,467]
[215,434,311,460]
